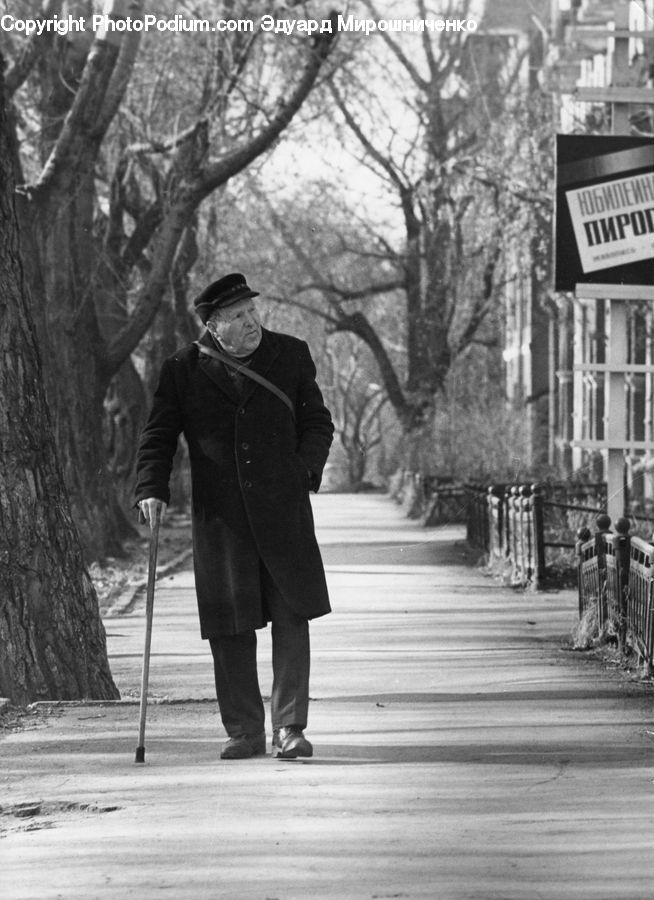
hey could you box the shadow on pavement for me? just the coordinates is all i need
[23,735,647,769]
[320,540,475,566]
[298,741,654,767]
[316,688,646,704]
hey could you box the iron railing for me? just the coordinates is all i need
[466,483,547,588]
[576,517,654,670]
[465,482,607,590]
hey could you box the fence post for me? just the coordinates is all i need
[519,484,532,587]
[612,517,631,654]
[502,486,511,564]
[595,513,612,627]
[531,483,546,590]
[481,484,490,554]
[511,486,520,583]
[465,484,474,544]
[647,532,654,674]
[466,484,488,553]
[576,526,592,618]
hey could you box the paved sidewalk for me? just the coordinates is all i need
[1,493,653,899]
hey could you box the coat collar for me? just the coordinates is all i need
[195,328,281,405]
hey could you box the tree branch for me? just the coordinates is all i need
[360,0,429,92]
[28,1,144,198]
[267,294,340,326]
[456,242,502,355]
[4,0,64,97]
[29,47,119,196]
[298,278,405,302]
[96,1,144,133]
[329,80,407,193]
[104,18,338,374]
[194,18,338,198]
[332,311,410,426]
[104,200,193,375]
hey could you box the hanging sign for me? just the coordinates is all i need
[555,134,654,291]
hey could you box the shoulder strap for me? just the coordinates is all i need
[195,342,295,420]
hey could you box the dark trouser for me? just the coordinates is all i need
[209,566,310,737]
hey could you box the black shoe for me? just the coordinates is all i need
[220,731,266,760]
[272,726,313,759]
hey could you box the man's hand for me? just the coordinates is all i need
[138,498,167,528]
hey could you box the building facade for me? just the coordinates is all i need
[547,0,654,517]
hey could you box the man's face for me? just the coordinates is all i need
[207,298,262,357]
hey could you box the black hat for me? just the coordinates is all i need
[193,273,259,323]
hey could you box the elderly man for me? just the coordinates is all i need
[135,273,333,760]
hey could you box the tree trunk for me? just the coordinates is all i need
[0,60,119,705]
[14,23,141,562]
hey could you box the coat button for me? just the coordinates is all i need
[244,480,252,488]
[241,442,249,450]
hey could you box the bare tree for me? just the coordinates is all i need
[246,1,538,445]
[0,53,119,704]
[4,0,337,559]
[163,3,554,487]
[322,337,388,489]
[327,2,524,420]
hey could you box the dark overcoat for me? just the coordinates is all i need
[135,328,334,638]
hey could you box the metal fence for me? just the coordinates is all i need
[465,481,607,590]
[464,481,654,667]
[576,517,654,670]
[466,483,547,588]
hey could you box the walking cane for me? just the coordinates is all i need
[135,502,162,764]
